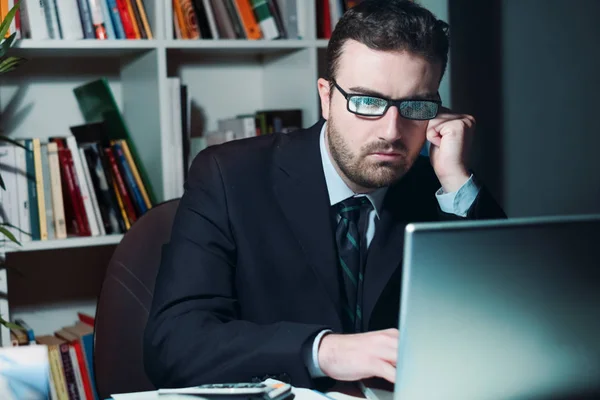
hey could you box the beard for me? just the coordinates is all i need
[327,117,419,190]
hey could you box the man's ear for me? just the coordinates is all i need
[317,78,331,120]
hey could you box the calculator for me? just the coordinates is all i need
[158,382,293,399]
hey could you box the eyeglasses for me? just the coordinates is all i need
[332,80,441,120]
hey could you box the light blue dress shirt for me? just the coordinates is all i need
[304,122,481,377]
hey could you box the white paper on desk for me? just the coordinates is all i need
[111,380,354,400]
[323,391,365,400]
[111,390,158,400]
[290,387,333,400]
[263,379,361,400]
[111,392,206,400]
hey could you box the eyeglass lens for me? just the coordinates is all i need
[348,96,438,119]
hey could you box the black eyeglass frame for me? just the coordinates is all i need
[331,79,442,120]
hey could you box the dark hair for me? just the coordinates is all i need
[326,0,450,88]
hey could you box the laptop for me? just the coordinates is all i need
[362,214,600,400]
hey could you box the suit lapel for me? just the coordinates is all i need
[361,157,442,328]
[273,121,344,328]
[362,196,407,330]
[361,162,430,329]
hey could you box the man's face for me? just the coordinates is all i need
[318,40,442,193]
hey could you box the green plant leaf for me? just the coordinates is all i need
[0,315,23,331]
[0,55,25,74]
[0,172,4,190]
[0,226,21,246]
[0,32,17,58]
[0,1,20,41]
[1,222,30,236]
[0,136,26,149]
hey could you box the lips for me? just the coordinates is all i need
[370,152,402,158]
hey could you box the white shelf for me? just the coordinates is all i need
[165,39,323,56]
[14,39,324,49]
[164,39,315,48]
[316,39,329,48]
[12,39,159,57]
[2,234,124,254]
[14,39,159,48]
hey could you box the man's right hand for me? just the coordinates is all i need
[317,328,398,383]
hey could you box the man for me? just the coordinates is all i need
[144,0,506,391]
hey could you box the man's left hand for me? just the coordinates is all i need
[426,106,475,193]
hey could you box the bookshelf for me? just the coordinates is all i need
[2,234,124,254]
[0,0,449,344]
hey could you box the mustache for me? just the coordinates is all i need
[362,140,408,154]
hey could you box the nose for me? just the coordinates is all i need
[377,105,404,142]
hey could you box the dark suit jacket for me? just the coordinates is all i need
[143,119,506,389]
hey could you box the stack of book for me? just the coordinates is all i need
[11,314,100,400]
[0,133,152,242]
[172,0,305,40]
[188,108,303,168]
[0,78,154,242]
[210,108,303,142]
[5,0,153,40]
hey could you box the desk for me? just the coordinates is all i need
[108,381,373,400]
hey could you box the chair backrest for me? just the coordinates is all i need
[94,199,180,399]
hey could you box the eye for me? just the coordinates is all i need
[400,101,438,119]
[349,96,387,114]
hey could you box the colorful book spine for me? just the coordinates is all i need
[124,0,140,38]
[32,139,48,241]
[120,140,152,210]
[106,0,126,39]
[58,343,81,400]
[234,0,263,39]
[113,141,147,216]
[99,0,116,38]
[250,0,279,39]
[47,142,68,239]
[24,139,40,240]
[114,0,136,38]
[52,139,91,237]
[135,0,152,38]
[76,0,96,38]
[104,146,137,226]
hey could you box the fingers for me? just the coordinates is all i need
[426,127,442,147]
[426,113,475,150]
[368,329,398,366]
[376,338,398,366]
[376,360,397,383]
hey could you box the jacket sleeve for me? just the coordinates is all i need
[143,149,328,389]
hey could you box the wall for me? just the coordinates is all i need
[502,0,600,217]
[450,0,600,217]
[418,0,451,108]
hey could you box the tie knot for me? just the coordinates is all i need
[337,196,371,221]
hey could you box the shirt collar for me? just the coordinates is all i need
[319,121,387,219]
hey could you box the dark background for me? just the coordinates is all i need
[450,0,600,218]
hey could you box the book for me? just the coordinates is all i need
[73,78,156,206]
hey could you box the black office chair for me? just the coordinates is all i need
[94,199,180,399]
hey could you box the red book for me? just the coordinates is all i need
[73,341,94,400]
[105,147,137,225]
[323,0,332,38]
[115,0,137,39]
[51,139,91,237]
[78,312,95,327]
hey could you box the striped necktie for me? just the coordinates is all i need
[335,196,372,333]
